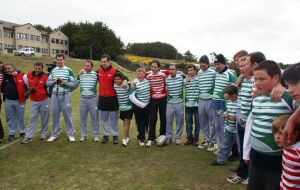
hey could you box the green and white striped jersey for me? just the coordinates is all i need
[185,76,200,107]
[78,71,98,96]
[213,70,236,100]
[130,79,150,104]
[251,91,296,155]
[114,84,132,111]
[50,66,75,94]
[224,100,239,133]
[198,68,216,100]
[165,74,184,104]
[239,78,254,121]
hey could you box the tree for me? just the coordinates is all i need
[59,21,125,60]
[34,24,53,33]
[184,50,196,62]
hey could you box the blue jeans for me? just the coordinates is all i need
[185,106,200,141]
[217,130,239,164]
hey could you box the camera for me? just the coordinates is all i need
[24,88,36,98]
[56,78,63,84]
[46,63,56,73]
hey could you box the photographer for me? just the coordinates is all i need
[46,53,78,142]
[21,62,50,144]
[1,63,27,141]
[46,60,57,97]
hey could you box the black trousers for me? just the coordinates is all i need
[148,97,167,141]
[133,104,149,142]
[236,124,249,179]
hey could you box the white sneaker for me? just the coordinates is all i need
[138,140,145,146]
[126,137,130,144]
[214,148,220,155]
[47,136,58,142]
[40,134,47,140]
[68,136,75,142]
[175,139,181,145]
[146,140,153,147]
[122,139,128,146]
[94,136,99,142]
[207,143,218,152]
[80,136,86,142]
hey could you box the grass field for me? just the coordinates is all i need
[0,55,245,190]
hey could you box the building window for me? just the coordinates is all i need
[36,47,40,53]
[60,40,64,44]
[51,38,55,43]
[60,50,64,53]
[65,50,68,55]
[24,34,30,40]
[36,36,41,41]
[42,36,48,43]
[65,40,68,45]
[52,49,56,54]
[30,35,35,41]
[56,49,59,54]
[4,44,7,48]
[18,33,24,39]
[56,39,59,44]
[4,31,11,38]
[0,29,2,37]
[0,43,2,48]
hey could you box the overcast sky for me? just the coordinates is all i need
[1,0,299,63]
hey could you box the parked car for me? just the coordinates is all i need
[14,48,35,56]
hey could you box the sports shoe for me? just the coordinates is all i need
[227,175,248,184]
[47,136,58,142]
[126,137,130,144]
[80,136,87,142]
[207,143,218,152]
[21,138,32,144]
[138,140,145,146]
[20,133,25,139]
[214,148,220,155]
[146,140,153,147]
[94,136,99,142]
[122,139,127,146]
[175,139,181,145]
[183,139,193,145]
[101,136,109,144]
[165,138,172,145]
[198,140,209,149]
[113,136,119,144]
[8,135,15,141]
[40,134,47,140]
[68,136,75,142]
[241,178,249,185]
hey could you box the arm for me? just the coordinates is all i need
[283,107,300,146]
[46,74,56,87]
[270,83,285,102]
[23,74,29,87]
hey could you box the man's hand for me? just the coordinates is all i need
[270,83,285,102]
[121,80,128,88]
[236,75,243,88]
[79,69,84,75]
[283,108,300,146]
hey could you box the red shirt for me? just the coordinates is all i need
[146,70,169,99]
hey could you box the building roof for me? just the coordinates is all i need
[0,20,20,30]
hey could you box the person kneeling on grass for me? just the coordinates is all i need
[114,73,133,146]
[211,85,240,166]
[272,115,300,190]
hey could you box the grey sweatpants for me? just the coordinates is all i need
[100,111,118,136]
[212,109,225,149]
[80,96,99,137]
[5,99,26,135]
[166,103,184,140]
[50,94,74,137]
[198,99,216,143]
[25,99,50,138]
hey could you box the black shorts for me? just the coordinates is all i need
[119,109,133,120]
[98,96,118,111]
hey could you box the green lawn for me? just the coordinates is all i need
[0,55,245,190]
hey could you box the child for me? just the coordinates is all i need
[184,64,200,146]
[247,60,296,190]
[212,85,239,165]
[272,115,300,190]
[129,68,151,146]
[114,73,133,146]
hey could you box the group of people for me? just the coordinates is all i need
[0,50,300,190]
